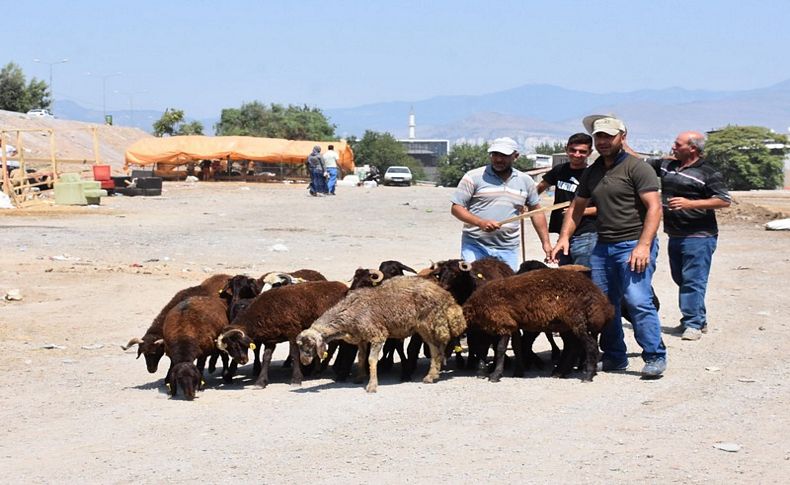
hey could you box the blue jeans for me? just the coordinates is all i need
[557,231,597,268]
[668,236,717,330]
[591,238,666,364]
[310,169,327,194]
[326,167,338,194]
[460,234,519,272]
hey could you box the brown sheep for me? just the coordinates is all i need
[122,273,231,374]
[162,296,231,400]
[462,268,614,382]
[216,280,348,388]
[297,276,467,393]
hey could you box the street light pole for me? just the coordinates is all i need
[87,71,122,122]
[115,90,147,127]
[33,58,68,112]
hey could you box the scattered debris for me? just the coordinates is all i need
[765,218,790,231]
[4,289,23,301]
[737,378,756,383]
[713,442,741,453]
[269,244,289,252]
[705,366,721,372]
[41,343,67,350]
[80,344,104,350]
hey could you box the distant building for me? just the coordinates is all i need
[397,109,449,181]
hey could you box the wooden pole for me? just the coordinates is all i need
[520,219,526,263]
[498,201,570,225]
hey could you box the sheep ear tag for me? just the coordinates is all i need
[322,351,329,359]
[249,342,257,350]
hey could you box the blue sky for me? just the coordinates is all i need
[4,0,790,119]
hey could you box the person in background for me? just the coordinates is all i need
[551,115,666,378]
[536,132,596,267]
[451,136,552,272]
[644,131,731,341]
[306,145,326,196]
[323,144,339,195]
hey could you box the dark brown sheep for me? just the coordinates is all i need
[297,276,466,393]
[256,269,327,291]
[462,268,614,382]
[422,258,521,376]
[216,280,348,388]
[162,296,231,400]
[122,273,231,374]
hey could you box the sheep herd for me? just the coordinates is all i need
[122,259,614,399]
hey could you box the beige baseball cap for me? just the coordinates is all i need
[582,114,626,136]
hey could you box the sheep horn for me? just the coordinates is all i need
[120,337,144,350]
[369,269,384,284]
[216,328,245,351]
[458,261,472,272]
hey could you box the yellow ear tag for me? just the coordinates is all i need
[476,273,485,280]
[322,351,329,359]
[165,383,171,390]
[453,345,463,353]
[249,342,257,350]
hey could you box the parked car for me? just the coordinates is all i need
[383,166,413,186]
[26,108,54,118]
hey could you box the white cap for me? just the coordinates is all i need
[487,137,519,155]
[582,114,626,136]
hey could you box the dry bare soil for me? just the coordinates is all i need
[1,182,789,483]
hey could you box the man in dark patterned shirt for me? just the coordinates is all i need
[647,131,731,341]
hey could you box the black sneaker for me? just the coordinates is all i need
[596,359,629,372]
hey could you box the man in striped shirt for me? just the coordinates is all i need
[450,137,551,271]
[647,131,731,341]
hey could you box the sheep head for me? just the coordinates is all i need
[123,336,165,373]
[170,362,201,400]
[349,268,384,290]
[297,329,326,366]
[216,328,253,365]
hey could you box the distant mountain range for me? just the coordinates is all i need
[53,80,790,153]
[325,80,790,152]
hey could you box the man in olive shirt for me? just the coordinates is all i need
[551,115,666,377]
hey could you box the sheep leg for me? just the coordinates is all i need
[402,334,423,382]
[510,330,525,378]
[195,356,207,391]
[207,353,218,374]
[255,344,276,388]
[253,345,262,376]
[423,341,443,384]
[546,331,561,363]
[333,343,357,381]
[489,334,510,383]
[553,332,579,378]
[354,342,369,385]
[520,331,544,370]
[289,340,304,386]
[223,359,238,383]
[378,338,399,373]
[366,341,384,393]
[578,331,599,382]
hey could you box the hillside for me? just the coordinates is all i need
[0,110,152,173]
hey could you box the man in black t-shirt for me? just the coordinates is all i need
[537,133,596,268]
[646,131,731,341]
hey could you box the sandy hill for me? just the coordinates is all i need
[0,110,152,173]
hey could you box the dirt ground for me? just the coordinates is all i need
[1,182,789,483]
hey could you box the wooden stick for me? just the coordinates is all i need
[498,201,570,225]
[520,219,526,263]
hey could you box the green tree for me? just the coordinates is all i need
[534,141,566,155]
[437,142,489,187]
[152,109,203,136]
[706,126,786,190]
[0,62,50,112]
[214,101,335,140]
[178,120,204,135]
[353,130,424,182]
